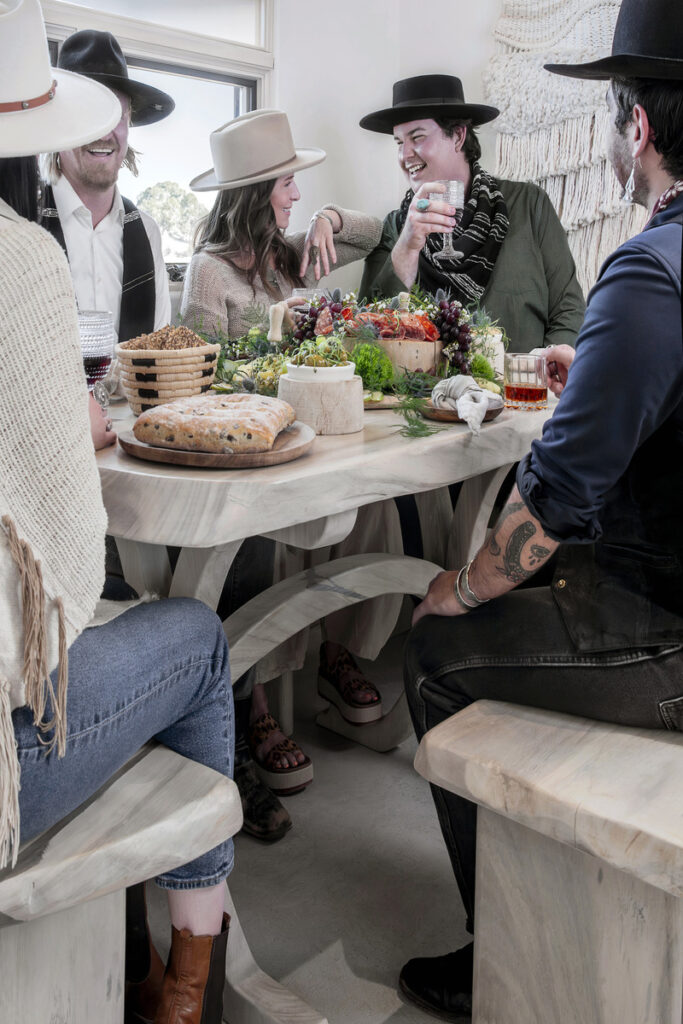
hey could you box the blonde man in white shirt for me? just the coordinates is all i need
[41,29,173,341]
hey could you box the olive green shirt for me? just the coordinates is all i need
[359,178,585,352]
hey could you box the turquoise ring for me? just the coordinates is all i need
[416,198,430,212]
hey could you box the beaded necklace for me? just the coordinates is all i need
[650,179,683,219]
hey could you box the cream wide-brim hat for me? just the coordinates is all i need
[0,0,121,159]
[190,109,326,192]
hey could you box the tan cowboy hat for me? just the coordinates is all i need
[190,109,326,192]
[0,0,121,159]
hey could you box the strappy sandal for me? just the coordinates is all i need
[235,761,292,842]
[318,643,383,724]
[248,713,313,795]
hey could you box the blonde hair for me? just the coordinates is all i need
[40,145,140,185]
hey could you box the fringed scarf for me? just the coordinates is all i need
[397,163,510,305]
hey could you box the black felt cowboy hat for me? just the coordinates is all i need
[545,0,683,80]
[359,75,499,134]
[58,30,174,126]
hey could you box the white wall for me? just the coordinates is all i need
[274,0,503,291]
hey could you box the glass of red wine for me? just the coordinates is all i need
[77,310,116,405]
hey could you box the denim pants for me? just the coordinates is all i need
[404,585,683,931]
[13,598,235,890]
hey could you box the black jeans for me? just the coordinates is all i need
[404,584,683,932]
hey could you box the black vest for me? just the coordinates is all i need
[40,183,156,342]
[553,209,683,652]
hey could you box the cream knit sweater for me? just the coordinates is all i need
[0,199,107,868]
[180,206,382,340]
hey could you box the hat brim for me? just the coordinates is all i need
[359,102,500,134]
[1,68,122,159]
[80,73,175,126]
[545,54,683,81]
[190,147,326,192]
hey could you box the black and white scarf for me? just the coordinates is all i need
[397,163,509,306]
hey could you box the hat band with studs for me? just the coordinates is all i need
[0,79,57,114]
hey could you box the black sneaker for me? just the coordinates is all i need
[399,944,474,1022]
[235,761,292,842]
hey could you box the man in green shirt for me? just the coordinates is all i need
[359,75,585,352]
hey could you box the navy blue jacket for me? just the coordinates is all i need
[518,195,683,651]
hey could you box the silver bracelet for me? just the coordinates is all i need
[462,559,490,606]
[310,209,336,230]
[454,566,478,610]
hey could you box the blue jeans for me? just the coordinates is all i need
[13,598,234,889]
[404,585,683,930]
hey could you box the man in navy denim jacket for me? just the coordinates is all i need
[399,0,683,1019]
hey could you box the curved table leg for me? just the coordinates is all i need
[116,539,172,597]
[169,541,242,607]
[224,553,441,753]
[446,463,514,570]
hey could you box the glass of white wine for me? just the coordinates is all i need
[427,179,465,262]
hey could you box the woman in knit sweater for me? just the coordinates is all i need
[1,6,234,1021]
[180,110,383,839]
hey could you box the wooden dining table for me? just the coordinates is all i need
[99,400,552,1024]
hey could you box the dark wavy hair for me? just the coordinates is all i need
[612,77,683,179]
[434,117,482,165]
[194,178,303,297]
[0,156,39,222]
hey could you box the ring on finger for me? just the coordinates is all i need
[105,418,113,431]
[416,198,430,212]
[309,244,320,261]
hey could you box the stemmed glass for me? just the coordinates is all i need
[427,179,465,263]
[77,310,116,406]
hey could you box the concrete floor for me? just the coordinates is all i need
[150,628,470,1023]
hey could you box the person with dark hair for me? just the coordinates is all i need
[1,4,237,1020]
[359,75,585,354]
[40,29,173,345]
[181,109,383,841]
[399,3,683,1019]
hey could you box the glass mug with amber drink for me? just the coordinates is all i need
[504,351,548,409]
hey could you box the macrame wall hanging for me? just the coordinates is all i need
[484,0,646,295]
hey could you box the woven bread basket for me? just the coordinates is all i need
[116,340,221,414]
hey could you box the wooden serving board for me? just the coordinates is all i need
[363,394,402,410]
[421,400,504,424]
[117,421,315,469]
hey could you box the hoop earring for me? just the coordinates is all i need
[621,161,636,204]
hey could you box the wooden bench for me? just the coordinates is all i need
[0,743,242,1024]
[414,700,683,1024]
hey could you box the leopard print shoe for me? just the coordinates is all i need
[248,713,313,794]
[318,643,384,724]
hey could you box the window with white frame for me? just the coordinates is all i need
[41,0,273,260]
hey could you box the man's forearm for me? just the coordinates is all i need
[468,485,559,601]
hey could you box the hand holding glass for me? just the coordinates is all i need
[427,180,465,262]
[504,352,548,409]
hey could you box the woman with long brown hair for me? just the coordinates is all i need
[180,109,382,842]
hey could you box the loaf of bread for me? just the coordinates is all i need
[133,393,296,454]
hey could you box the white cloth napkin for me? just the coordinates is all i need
[431,375,504,435]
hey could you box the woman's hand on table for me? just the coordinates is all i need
[412,570,467,625]
[88,393,116,450]
[300,209,340,280]
[545,344,576,397]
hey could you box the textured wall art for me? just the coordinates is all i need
[484,0,646,295]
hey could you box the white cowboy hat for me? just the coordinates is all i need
[190,109,326,192]
[0,0,121,159]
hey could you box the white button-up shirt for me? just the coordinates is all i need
[52,176,171,341]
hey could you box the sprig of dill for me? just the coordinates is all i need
[397,396,444,438]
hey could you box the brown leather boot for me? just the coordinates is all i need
[154,913,230,1024]
[125,882,166,1024]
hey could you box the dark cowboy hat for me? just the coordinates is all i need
[545,0,683,80]
[359,75,499,134]
[58,30,174,126]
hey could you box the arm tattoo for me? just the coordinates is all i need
[495,521,537,583]
[529,543,551,565]
[487,501,524,557]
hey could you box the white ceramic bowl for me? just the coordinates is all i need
[284,361,355,381]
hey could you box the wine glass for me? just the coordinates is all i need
[427,179,465,263]
[77,310,116,406]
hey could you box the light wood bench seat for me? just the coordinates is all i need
[0,743,241,1023]
[414,700,683,1024]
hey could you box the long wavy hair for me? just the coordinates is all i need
[0,156,39,222]
[194,178,303,297]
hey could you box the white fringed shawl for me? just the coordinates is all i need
[484,0,647,295]
[0,199,107,869]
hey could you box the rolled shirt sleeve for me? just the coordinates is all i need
[518,227,683,543]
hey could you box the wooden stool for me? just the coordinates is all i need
[0,744,241,1024]
[414,701,683,1024]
